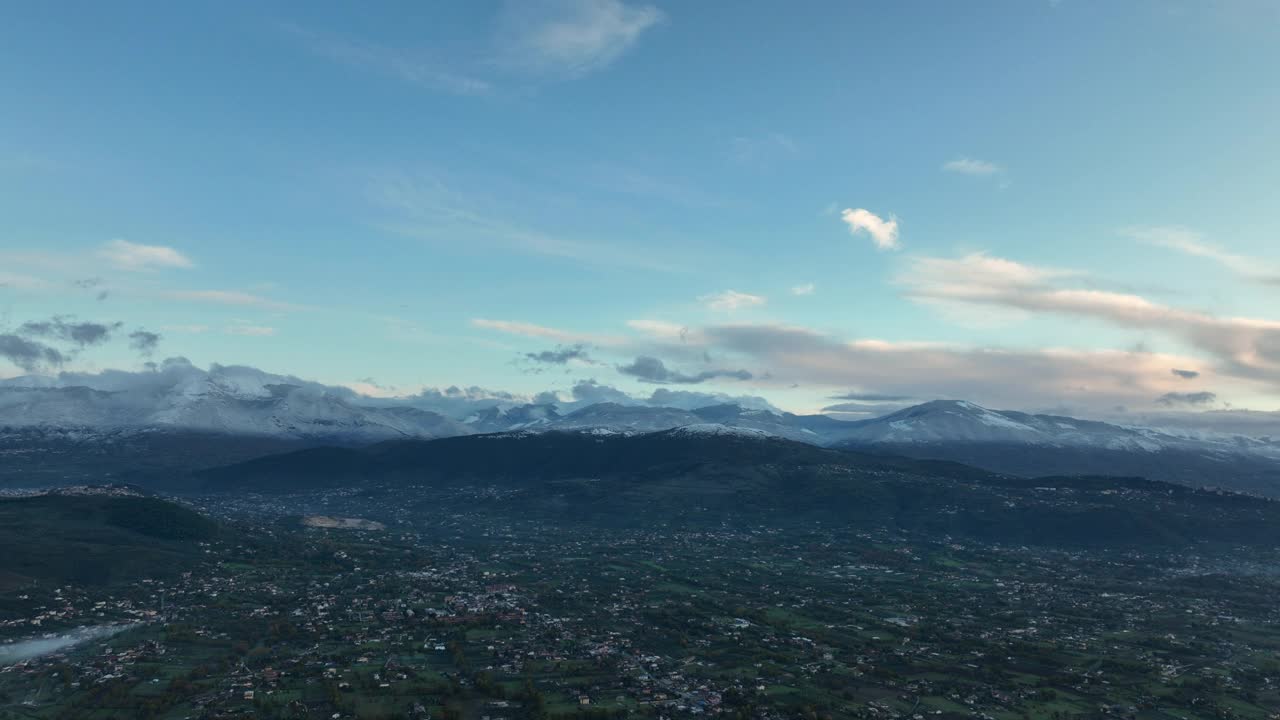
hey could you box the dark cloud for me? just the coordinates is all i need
[0,334,65,372]
[617,355,752,384]
[829,391,916,402]
[524,344,592,365]
[646,388,777,412]
[128,330,162,356]
[1155,391,1218,407]
[18,316,122,347]
[396,385,524,418]
[72,277,103,289]
[531,390,562,405]
[570,379,634,404]
[1170,368,1200,380]
[821,401,913,417]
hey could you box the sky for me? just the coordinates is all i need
[2,0,1280,419]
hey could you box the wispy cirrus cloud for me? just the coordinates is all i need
[791,283,816,296]
[1127,225,1280,286]
[164,290,301,312]
[99,240,193,271]
[494,0,664,79]
[280,22,492,96]
[472,318,623,346]
[698,290,766,312]
[840,208,900,250]
[942,157,1002,177]
[371,172,683,272]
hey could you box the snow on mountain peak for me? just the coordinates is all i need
[669,423,774,439]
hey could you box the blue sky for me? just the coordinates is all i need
[3,0,1280,417]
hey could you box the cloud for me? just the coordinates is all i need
[569,378,635,404]
[224,324,277,337]
[495,0,664,79]
[840,208,900,250]
[900,252,1280,388]
[617,355,752,384]
[165,290,299,311]
[401,384,529,418]
[18,317,121,347]
[819,401,918,417]
[791,283,816,296]
[1128,226,1280,286]
[645,387,777,412]
[1155,391,1218,407]
[99,240,193,271]
[472,318,618,345]
[627,319,690,342]
[524,344,592,364]
[829,391,916,402]
[698,290,766,312]
[373,172,682,272]
[281,22,491,96]
[128,330,161,356]
[0,334,65,372]
[558,379,777,411]
[694,322,1230,413]
[0,271,49,291]
[1171,368,1200,380]
[942,157,1002,176]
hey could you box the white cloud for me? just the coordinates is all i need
[791,283,816,296]
[99,240,193,271]
[471,318,624,346]
[696,322,1229,413]
[1127,225,1280,285]
[627,319,688,341]
[165,290,299,312]
[161,324,210,334]
[840,208,900,250]
[225,324,277,337]
[942,157,1002,176]
[900,252,1280,386]
[496,0,664,79]
[698,290,767,312]
[280,22,491,96]
[0,271,49,290]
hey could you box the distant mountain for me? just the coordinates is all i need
[0,367,471,442]
[464,403,562,433]
[833,400,1280,497]
[8,365,1280,496]
[0,425,314,489]
[197,427,1280,549]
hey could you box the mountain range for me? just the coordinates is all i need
[5,366,1280,496]
[195,426,1280,549]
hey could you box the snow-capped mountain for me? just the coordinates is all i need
[833,399,1280,456]
[0,363,470,442]
[7,361,1280,496]
[548,403,705,432]
[832,400,1280,497]
[464,403,562,433]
